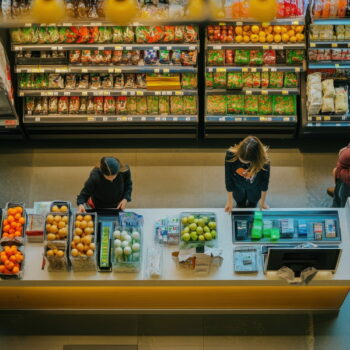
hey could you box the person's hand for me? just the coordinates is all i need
[117,199,128,211]
[224,199,233,213]
[78,204,86,213]
[259,201,270,210]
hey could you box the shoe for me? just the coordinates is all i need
[327,187,335,197]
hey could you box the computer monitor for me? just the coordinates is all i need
[265,247,342,277]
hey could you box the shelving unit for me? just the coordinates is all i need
[204,21,305,138]
[11,24,200,139]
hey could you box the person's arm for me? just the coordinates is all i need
[77,172,96,213]
[117,169,132,210]
[259,163,270,210]
[225,152,235,213]
[332,167,337,183]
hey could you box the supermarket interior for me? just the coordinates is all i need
[1,0,350,349]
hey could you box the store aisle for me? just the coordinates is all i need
[0,146,336,209]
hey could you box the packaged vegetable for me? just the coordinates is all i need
[70,50,81,63]
[136,74,146,89]
[112,27,123,43]
[183,96,197,115]
[38,28,47,44]
[148,26,164,43]
[69,96,80,114]
[127,97,137,114]
[112,50,123,64]
[335,87,348,114]
[77,74,89,89]
[250,51,263,65]
[244,95,259,115]
[263,50,276,65]
[136,26,149,43]
[47,27,60,43]
[170,96,184,114]
[82,50,93,64]
[235,50,250,65]
[273,96,296,115]
[116,97,127,114]
[75,27,90,43]
[251,72,261,88]
[286,50,304,64]
[206,72,214,88]
[101,50,112,64]
[58,97,69,114]
[322,79,335,97]
[94,96,104,114]
[89,27,99,43]
[25,97,35,115]
[269,72,284,88]
[48,74,64,89]
[258,96,273,115]
[171,50,181,65]
[49,97,58,114]
[137,97,148,115]
[144,50,158,65]
[114,74,124,88]
[213,72,226,89]
[243,73,253,88]
[207,96,226,114]
[90,74,101,89]
[276,50,286,64]
[207,50,225,65]
[104,96,116,114]
[123,27,135,43]
[87,97,94,114]
[79,97,87,114]
[92,50,104,64]
[163,26,175,42]
[101,74,113,89]
[77,0,88,18]
[284,72,298,88]
[131,50,141,65]
[159,50,170,64]
[184,26,198,43]
[174,26,184,42]
[225,50,234,64]
[42,97,49,115]
[147,96,159,114]
[227,95,244,114]
[124,74,135,88]
[11,29,22,43]
[261,72,269,88]
[159,96,170,114]
[65,27,78,43]
[181,73,197,89]
[181,51,197,66]
[98,27,112,43]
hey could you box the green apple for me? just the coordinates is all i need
[210,230,217,239]
[196,226,203,234]
[189,223,197,231]
[197,218,205,227]
[181,217,188,225]
[208,221,216,229]
[183,226,190,234]
[188,215,195,224]
[182,233,190,241]
[202,216,209,224]
[198,235,205,241]
[190,232,198,241]
[204,232,212,241]
[203,226,210,233]
[194,218,199,224]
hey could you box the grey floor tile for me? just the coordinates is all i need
[204,335,310,350]
[138,336,203,350]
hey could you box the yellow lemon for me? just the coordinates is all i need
[266,34,274,42]
[282,33,290,42]
[281,26,288,33]
[288,30,295,37]
[259,36,266,43]
[250,34,259,42]
[259,31,266,37]
[274,34,282,43]
[290,36,297,42]
[296,33,305,42]
[235,26,243,35]
[243,25,251,32]
[243,35,250,43]
[266,26,273,34]
[295,25,304,33]
[273,25,282,34]
[235,35,243,43]
[252,25,260,34]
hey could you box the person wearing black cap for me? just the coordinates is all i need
[77,157,132,213]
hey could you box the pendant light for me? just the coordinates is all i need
[104,0,138,25]
[31,0,65,23]
[248,0,277,22]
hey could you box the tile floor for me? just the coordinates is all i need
[0,143,348,350]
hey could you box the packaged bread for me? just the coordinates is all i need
[322,79,335,97]
[335,87,348,114]
[321,97,335,113]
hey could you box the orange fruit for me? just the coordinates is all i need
[15,253,23,263]
[0,265,5,273]
[3,219,8,226]
[274,34,282,43]
[9,229,15,235]
[5,261,14,270]
[12,266,19,274]
[281,33,290,42]
[7,215,14,223]
[10,222,17,229]
[8,208,15,216]
[9,255,17,263]
[3,225,10,232]
[19,217,25,225]
[14,213,21,220]
[251,25,260,34]
[235,26,243,35]
[1,255,7,263]
[15,207,23,214]
[14,231,21,237]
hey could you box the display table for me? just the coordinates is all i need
[1,205,350,312]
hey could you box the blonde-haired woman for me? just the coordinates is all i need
[225,136,270,212]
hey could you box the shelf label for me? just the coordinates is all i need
[104,91,110,96]
[282,90,289,95]
[262,45,269,50]
[316,116,321,121]
[129,91,135,95]
[91,22,102,26]
[310,43,316,47]
[35,117,40,122]
[63,23,72,27]
[245,90,252,95]
[272,45,283,50]
[292,21,299,25]
[24,23,32,27]
[125,46,132,50]
[103,117,108,121]
[121,91,127,96]
[260,117,267,121]
[141,117,146,121]
[166,91,172,95]
[53,92,58,96]
[64,92,70,96]
[155,117,160,121]
[216,67,226,72]
[82,91,88,96]
[136,91,144,96]
[186,117,191,121]
[57,46,63,51]
[261,90,268,95]
[167,45,172,50]
[219,22,226,26]
[208,68,213,73]
[270,67,277,72]
[173,117,178,121]
[294,67,301,72]
[213,45,222,50]
[115,46,123,50]
[335,64,340,68]
[154,46,160,50]
[87,117,96,121]
[82,68,88,73]
[262,22,270,26]
[41,92,49,96]
[108,68,114,73]
[115,68,122,73]
[348,43,350,48]
[251,68,257,72]
[19,92,24,97]
[154,68,160,73]
[175,91,183,95]
[51,46,57,51]
[236,21,243,26]
[155,91,161,95]
[122,116,128,121]
[189,45,196,50]
[332,43,338,48]
[283,117,291,121]
[14,46,22,51]
[262,67,269,72]
[242,67,248,72]
[163,68,170,73]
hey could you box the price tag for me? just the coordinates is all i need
[235,117,242,121]
[335,64,340,68]
[245,90,252,95]
[272,45,283,50]
[308,116,312,121]
[242,68,248,72]
[93,91,100,96]
[122,116,127,121]
[175,91,183,95]
[14,46,22,51]
[270,67,277,72]
[208,68,213,73]
[53,92,58,96]
[154,68,160,73]
[348,43,350,48]
[154,46,160,50]
[155,117,160,121]
[64,92,70,96]
[162,91,167,95]
[167,46,172,50]
[51,46,57,51]
[166,91,172,95]
[125,46,132,50]
[189,45,196,50]
[104,91,110,96]
[136,91,144,96]
[19,92,24,97]
[261,90,268,95]
[35,117,40,122]
[115,46,123,50]
[82,91,88,96]
[262,22,270,26]
[87,117,96,121]
[31,68,42,73]
[173,117,178,121]
[310,43,316,47]
[294,67,301,72]
[121,91,127,96]
[251,68,257,72]
[57,46,63,51]
[324,116,331,121]
[316,116,321,121]
[103,117,108,121]
[115,68,122,73]
[260,117,267,121]
[332,43,338,48]
[163,68,170,73]
[292,21,299,25]
[216,67,226,72]
[91,22,102,26]
[162,117,167,121]
[236,21,243,26]
[4,120,16,126]
[262,67,269,72]
[108,68,114,73]
[282,90,289,95]
[117,117,122,121]
[262,45,269,50]
[141,117,146,121]
[82,68,88,73]
[213,45,222,50]
[282,117,290,122]
[24,23,32,27]
[63,23,72,27]
[129,91,135,95]
[155,91,161,95]
[41,92,49,96]
[219,22,226,26]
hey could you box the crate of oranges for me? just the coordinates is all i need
[1,202,26,245]
[0,245,24,279]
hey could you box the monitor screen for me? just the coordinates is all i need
[265,248,341,276]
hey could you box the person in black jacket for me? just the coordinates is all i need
[77,157,132,213]
[225,136,270,212]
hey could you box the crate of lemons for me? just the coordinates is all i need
[180,213,217,245]
[70,213,97,272]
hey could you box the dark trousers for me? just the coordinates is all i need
[332,179,350,208]
[233,185,261,208]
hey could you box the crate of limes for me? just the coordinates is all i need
[180,212,217,244]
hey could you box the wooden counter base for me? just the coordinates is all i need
[1,285,349,310]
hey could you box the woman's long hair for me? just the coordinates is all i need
[97,157,129,176]
[227,136,269,177]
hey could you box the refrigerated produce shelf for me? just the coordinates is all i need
[308,115,350,122]
[206,115,297,122]
[312,19,350,25]
[207,43,306,50]
[211,18,305,25]
[19,89,197,97]
[308,63,350,69]
[206,88,299,96]
[15,65,197,74]
[309,41,350,48]
[206,66,304,72]
[12,43,199,52]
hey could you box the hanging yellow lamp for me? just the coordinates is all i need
[104,0,138,25]
[248,0,277,22]
[185,0,206,20]
[31,0,65,23]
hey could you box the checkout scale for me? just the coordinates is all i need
[231,210,342,277]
